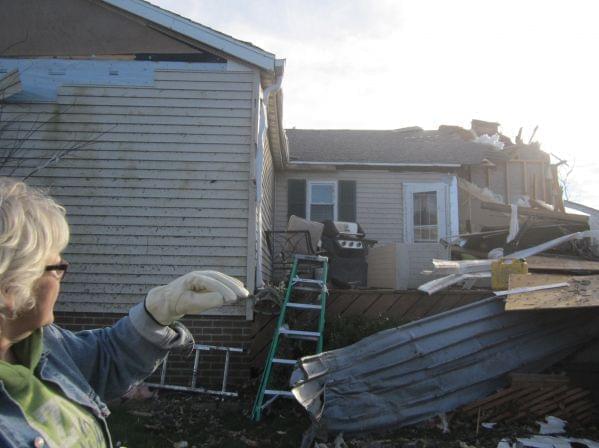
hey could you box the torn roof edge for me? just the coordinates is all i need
[100,0,277,71]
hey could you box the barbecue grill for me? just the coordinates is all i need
[320,220,376,288]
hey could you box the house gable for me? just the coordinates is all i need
[0,0,275,70]
[1,0,214,58]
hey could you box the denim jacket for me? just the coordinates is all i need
[0,303,192,448]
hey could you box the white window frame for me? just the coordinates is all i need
[404,182,448,243]
[306,180,338,222]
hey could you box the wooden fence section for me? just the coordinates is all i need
[249,288,490,374]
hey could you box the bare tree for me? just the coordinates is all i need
[0,89,114,180]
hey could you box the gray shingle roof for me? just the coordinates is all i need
[285,128,504,166]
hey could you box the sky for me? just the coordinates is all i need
[152,0,599,208]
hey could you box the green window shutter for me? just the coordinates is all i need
[338,180,356,222]
[287,179,306,219]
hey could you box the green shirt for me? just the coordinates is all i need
[0,329,107,448]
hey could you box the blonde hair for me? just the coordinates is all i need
[0,178,69,319]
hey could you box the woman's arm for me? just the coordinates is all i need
[49,303,192,401]
[48,270,247,402]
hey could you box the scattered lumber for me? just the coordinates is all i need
[420,230,599,294]
[506,273,599,311]
[460,373,597,425]
[528,255,599,274]
[480,201,589,224]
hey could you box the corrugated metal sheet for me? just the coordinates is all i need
[291,296,599,433]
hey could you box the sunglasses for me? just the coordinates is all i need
[45,261,69,280]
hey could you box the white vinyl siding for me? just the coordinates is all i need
[275,171,453,244]
[275,171,455,290]
[0,64,258,315]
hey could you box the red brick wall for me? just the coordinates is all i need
[54,311,253,390]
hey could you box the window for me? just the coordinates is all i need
[287,179,356,222]
[307,181,337,222]
[413,191,438,242]
[404,182,448,243]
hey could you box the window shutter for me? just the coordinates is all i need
[338,180,356,222]
[287,179,306,219]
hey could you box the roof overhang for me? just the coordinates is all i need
[100,0,276,71]
[286,161,461,169]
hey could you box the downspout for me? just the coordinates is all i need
[255,64,284,289]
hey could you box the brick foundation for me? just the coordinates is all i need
[54,311,253,390]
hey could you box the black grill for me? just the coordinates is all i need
[320,221,376,288]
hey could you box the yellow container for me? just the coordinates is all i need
[491,258,528,290]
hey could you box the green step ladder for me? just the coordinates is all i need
[251,254,329,421]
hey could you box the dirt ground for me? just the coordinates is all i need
[108,391,599,448]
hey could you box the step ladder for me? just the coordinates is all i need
[251,254,329,421]
[145,344,243,397]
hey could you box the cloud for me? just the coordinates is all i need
[149,0,599,207]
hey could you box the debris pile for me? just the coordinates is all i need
[419,230,599,296]
[290,293,599,433]
[459,374,597,426]
[290,230,599,441]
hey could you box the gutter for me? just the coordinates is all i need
[286,161,461,168]
[255,59,285,289]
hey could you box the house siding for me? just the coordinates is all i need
[275,170,454,244]
[0,65,258,315]
[275,170,453,289]
[276,171,404,243]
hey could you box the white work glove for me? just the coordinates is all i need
[145,271,250,325]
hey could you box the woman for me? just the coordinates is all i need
[0,178,249,448]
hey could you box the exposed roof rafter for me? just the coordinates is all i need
[100,0,276,71]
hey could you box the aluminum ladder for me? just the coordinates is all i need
[251,254,329,421]
[145,344,243,397]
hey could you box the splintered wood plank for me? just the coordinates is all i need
[505,273,599,311]
[509,373,570,386]
[528,256,599,274]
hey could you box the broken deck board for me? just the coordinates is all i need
[460,373,596,425]
[528,256,599,274]
[506,273,599,311]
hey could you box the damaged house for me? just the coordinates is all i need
[0,0,286,384]
[276,120,578,289]
[274,123,599,439]
[2,3,598,434]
